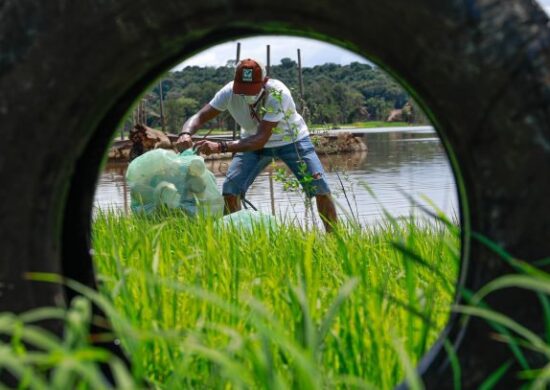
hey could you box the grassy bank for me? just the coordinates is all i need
[91,211,459,389]
[189,121,417,135]
[309,121,416,130]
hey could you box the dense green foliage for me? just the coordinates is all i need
[125,60,428,134]
[91,211,459,389]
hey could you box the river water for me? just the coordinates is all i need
[94,128,459,227]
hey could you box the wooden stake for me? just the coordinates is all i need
[297,49,305,113]
[159,80,166,132]
[266,46,276,216]
[138,100,143,124]
[233,42,241,140]
[266,44,271,76]
[269,164,275,216]
[123,177,129,215]
[305,197,309,230]
[141,100,146,124]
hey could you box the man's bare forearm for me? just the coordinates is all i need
[181,104,221,135]
[226,120,276,153]
[227,132,271,153]
[181,113,201,135]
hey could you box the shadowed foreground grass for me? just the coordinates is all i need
[91,211,459,389]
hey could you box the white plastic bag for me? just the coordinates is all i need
[126,149,224,216]
[215,210,278,232]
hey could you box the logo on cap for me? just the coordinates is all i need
[242,68,253,82]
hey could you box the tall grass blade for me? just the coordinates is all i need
[538,293,550,345]
[18,307,66,323]
[473,275,550,307]
[454,305,550,358]
[461,289,530,370]
[391,333,425,390]
[531,362,550,390]
[317,278,358,348]
[0,346,48,390]
[443,339,461,390]
[470,233,550,279]
[391,241,454,294]
[478,360,513,390]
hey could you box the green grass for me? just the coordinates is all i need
[89,211,459,389]
[349,121,417,128]
[3,211,549,388]
[192,121,417,134]
[309,121,415,130]
[194,128,232,136]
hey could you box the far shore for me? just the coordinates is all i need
[112,121,428,141]
[108,122,432,162]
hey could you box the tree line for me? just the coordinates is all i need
[122,59,428,134]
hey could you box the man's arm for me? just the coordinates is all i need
[175,104,221,150]
[228,120,277,152]
[181,104,221,135]
[194,120,278,156]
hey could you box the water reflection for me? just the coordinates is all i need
[94,129,458,227]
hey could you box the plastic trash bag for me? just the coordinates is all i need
[126,149,224,216]
[215,210,278,232]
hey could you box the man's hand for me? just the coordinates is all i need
[175,105,221,152]
[175,133,193,152]
[194,140,221,156]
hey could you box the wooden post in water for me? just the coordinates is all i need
[297,49,314,228]
[123,176,129,215]
[268,165,276,216]
[141,99,146,124]
[137,100,143,124]
[297,49,305,226]
[159,80,166,132]
[266,44,271,76]
[266,44,276,216]
[305,198,309,230]
[233,42,241,140]
[297,49,305,116]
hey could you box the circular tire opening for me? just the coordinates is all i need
[93,36,461,388]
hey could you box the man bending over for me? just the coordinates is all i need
[175,58,337,232]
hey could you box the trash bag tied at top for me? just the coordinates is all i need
[126,149,224,217]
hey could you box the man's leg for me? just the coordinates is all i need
[224,194,241,214]
[316,193,337,232]
[222,151,271,215]
[278,137,337,232]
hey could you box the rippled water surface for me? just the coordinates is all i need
[95,128,458,227]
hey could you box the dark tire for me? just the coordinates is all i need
[1,0,549,387]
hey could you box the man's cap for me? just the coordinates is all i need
[233,58,266,95]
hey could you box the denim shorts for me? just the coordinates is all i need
[222,136,331,198]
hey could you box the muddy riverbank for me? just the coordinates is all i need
[108,131,367,161]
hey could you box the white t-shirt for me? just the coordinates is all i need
[209,79,309,148]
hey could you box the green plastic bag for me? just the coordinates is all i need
[126,149,224,216]
[215,210,278,232]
